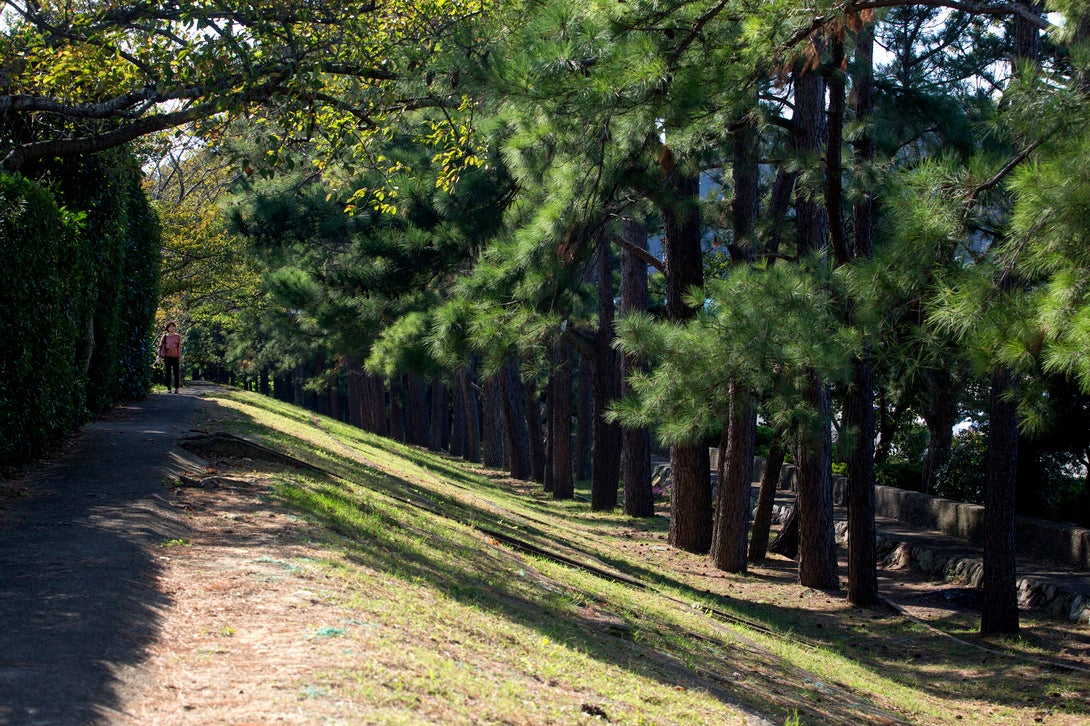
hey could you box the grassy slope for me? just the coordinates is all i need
[198,388,1090,725]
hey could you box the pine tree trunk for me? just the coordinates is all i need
[345,359,363,428]
[668,443,712,554]
[846,356,879,605]
[661,163,712,553]
[499,360,532,480]
[293,366,305,406]
[389,375,407,442]
[620,216,653,517]
[482,373,504,468]
[575,356,593,481]
[525,378,545,484]
[369,375,388,437]
[461,363,481,462]
[768,504,799,560]
[591,233,621,510]
[750,436,786,561]
[921,368,960,494]
[796,373,839,591]
[429,379,448,452]
[790,58,836,588]
[544,375,555,494]
[844,21,879,607]
[552,343,574,500]
[982,367,1020,635]
[450,372,466,458]
[259,368,270,396]
[329,384,341,421]
[977,0,1040,636]
[408,374,429,446]
[710,382,755,573]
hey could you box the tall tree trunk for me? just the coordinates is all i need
[544,373,556,494]
[768,503,799,560]
[796,374,839,591]
[329,384,341,421]
[525,378,546,484]
[921,368,960,494]
[292,366,305,407]
[792,57,837,589]
[750,436,786,560]
[259,367,270,396]
[389,375,407,443]
[661,162,712,553]
[481,373,504,468]
[982,367,1020,634]
[710,101,762,569]
[408,374,429,446]
[552,342,575,500]
[499,359,532,480]
[978,0,1042,636]
[575,356,593,482]
[710,383,756,573]
[668,443,712,554]
[620,216,653,517]
[591,233,622,510]
[450,372,467,458]
[874,388,907,467]
[461,363,481,462]
[345,359,364,429]
[429,379,448,452]
[845,23,879,607]
[369,374,388,437]
[846,356,878,604]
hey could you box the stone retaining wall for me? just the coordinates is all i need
[707,448,1090,571]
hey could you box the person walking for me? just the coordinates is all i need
[157,322,183,392]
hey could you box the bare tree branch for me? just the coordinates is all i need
[610,232,666,274]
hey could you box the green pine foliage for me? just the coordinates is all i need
[1009,126,1090,394]
[614,256,860,446]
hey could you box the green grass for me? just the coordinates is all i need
[194,388,1090,725]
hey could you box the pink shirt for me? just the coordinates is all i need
[161,333,181,358]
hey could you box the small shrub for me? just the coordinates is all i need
[933,426,987,504]
[875,460,924,491]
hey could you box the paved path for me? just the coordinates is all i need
[0,389,206,725]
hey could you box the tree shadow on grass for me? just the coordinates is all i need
[199,403,927,724]
[204,392,1090,723]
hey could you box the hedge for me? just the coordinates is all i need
[0,151,161,468]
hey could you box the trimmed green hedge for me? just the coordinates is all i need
[0,174,90,465]
[0,153,160,468]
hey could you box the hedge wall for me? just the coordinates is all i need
[0,175,91,465]
[0,151,161,468]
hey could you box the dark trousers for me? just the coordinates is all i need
[164,356,181,391]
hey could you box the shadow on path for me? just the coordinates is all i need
[0,389,206,724]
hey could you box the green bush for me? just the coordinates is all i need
[875,459,924,491]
